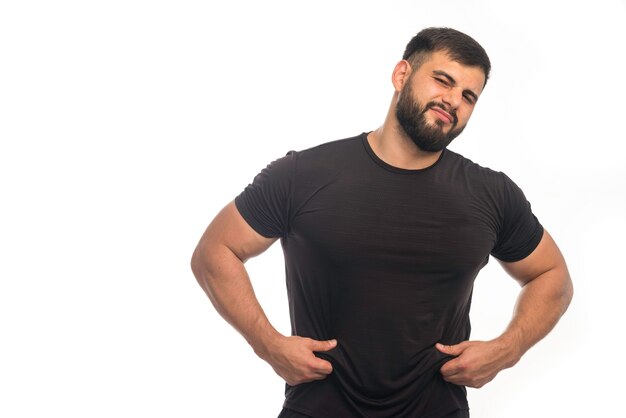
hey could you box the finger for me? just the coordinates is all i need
[436,342,466,356]
[309,338,338,352]
[293,362,333,385]
[309,371,332,382]
[441,373,465,386]
[439,359,452,375]
[439,358,463,377]
[310,357,334,375]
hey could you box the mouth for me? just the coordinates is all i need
[428,106,454,124]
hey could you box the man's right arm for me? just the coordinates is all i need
[190,201,337,386]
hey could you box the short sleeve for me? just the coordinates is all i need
[490,173,544,262]
[234,151,296,238]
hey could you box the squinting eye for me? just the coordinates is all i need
[463,95,475,105]
[434,78,448,86]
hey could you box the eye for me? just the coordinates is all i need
[434,77,449,86]
[463,94,476,105]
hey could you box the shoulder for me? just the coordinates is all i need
[441,150,532,212]
[296,133,365,158]
[289,132,367,172]
[251,133,366,185]
[442,148,508,188]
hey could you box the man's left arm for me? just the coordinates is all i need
[436,229,574,388]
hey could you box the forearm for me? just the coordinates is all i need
[497,265,573,362]
[191,243,282,357]
[436,264,573,388]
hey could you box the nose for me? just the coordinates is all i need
[442,86,463,110]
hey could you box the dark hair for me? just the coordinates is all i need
[402,27,491,85]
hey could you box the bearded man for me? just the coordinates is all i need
[191,27,573,418]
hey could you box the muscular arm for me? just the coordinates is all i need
[191,201,280,351]
[437,229,574,387]
[496,229,573,359]
[191,201,336,385]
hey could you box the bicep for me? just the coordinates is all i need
[497,229,568,286]
[194,201,278,264]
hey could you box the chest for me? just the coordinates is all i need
[290,173,497,275]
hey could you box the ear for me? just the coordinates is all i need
[391,60,412,92]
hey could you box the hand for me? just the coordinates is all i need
[262,336,337,386]
[435,339,520,388]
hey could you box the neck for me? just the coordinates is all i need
[367,98,443,170]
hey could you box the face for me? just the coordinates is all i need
[395,50,486,152]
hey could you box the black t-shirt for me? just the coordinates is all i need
[235,133,543,418]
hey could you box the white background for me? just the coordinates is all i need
[1,1,625,417]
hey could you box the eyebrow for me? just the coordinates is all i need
[432,70,479,103]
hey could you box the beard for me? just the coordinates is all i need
[395,82,465,152]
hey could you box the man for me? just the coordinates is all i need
[191,27,573,418]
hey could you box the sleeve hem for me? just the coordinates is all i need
[234,195,279,239]
[491,223,544,263]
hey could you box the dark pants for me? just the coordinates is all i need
[277,407,470,418]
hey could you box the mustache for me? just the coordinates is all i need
[423,102,458,125]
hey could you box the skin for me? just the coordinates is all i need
[368,50,485,169]
[191,50,573,389]
[191,202,332,386]
[436,229,573,388]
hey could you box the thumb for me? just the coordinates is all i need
[310,338,338,352]
[436,342,465,356]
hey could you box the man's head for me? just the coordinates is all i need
[394,27,491,152]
